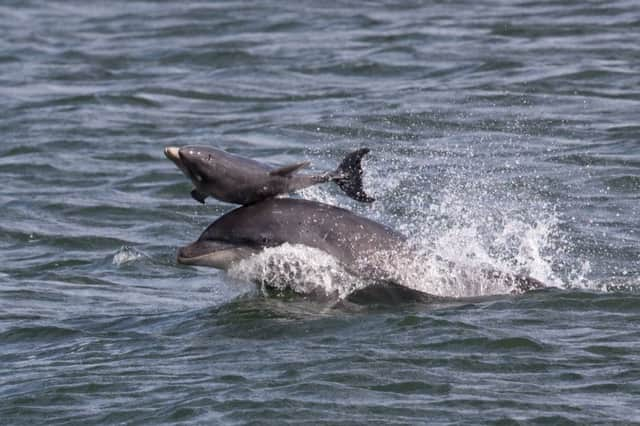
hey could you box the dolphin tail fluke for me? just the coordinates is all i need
[334,148,375,203]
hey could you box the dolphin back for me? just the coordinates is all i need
[198,198,405,265]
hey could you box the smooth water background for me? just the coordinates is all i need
[2,1,640,424]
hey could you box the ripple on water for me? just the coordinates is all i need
[0,325,82,344]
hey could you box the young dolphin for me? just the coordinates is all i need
[164,145,374,205]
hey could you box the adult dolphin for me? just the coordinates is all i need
[176,198,545,303]
[164,146,374,205]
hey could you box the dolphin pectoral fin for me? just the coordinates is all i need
[190,189,207,204]
[334,148,375,203]
[269,161,310,177]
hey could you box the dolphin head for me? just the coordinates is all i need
[164,145,220,187]
[177,202,283,269]
[177,239,259,269]
[165,145,270,205]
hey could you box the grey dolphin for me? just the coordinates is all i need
[177,198,545,303]
[164,145,374,205]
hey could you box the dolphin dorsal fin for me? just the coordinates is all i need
[269,161,310,177]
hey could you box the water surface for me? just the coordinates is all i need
[1,1,639,424]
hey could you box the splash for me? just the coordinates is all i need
[112,245,147,266]
[225,240,548,300]
[360,146,596,296]
[228,243,366,299]
[372,162,568,295]
[298,185,341,206]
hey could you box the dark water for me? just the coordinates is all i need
[2,1,640,424]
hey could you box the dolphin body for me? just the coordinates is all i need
[177,198,544,304]
[164,146,374,205]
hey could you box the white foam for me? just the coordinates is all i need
[228,243,365,299]
[112,246,146,266]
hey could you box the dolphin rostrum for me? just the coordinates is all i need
[176,198,545,303]
[164,145,375,205]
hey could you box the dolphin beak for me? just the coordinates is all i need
[164,146,181,162]
[164,146,192,179]
[177,240,259,269]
